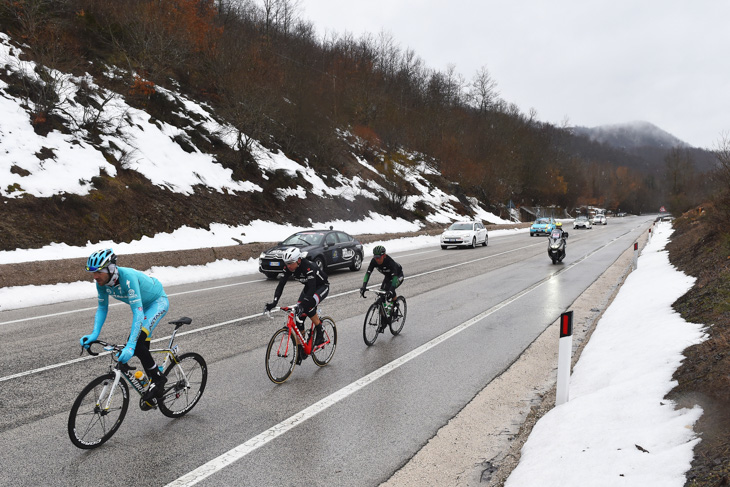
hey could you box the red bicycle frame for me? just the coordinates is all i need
[278,306,326,356]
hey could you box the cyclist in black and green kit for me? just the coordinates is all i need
[359,246,404,315]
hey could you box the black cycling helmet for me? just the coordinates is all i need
[373,245,386,256]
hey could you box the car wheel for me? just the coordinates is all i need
[314,256,325,270]
[441,245,447,250]
[482,235,488,247]
[349,252,362,271]
[470,237,476,248]
[265,273,278,280]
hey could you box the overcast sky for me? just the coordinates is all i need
[301,0,729,150]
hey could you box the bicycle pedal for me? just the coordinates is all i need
[140,397,158,411]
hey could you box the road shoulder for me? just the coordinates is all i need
[382,231,648,487]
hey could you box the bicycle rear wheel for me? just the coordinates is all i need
[266,327,297,384]
[363,303,381,346]
[158,352,208,418]
[312,317,337,366]
[389,297,407,335]
[68,373,129,449]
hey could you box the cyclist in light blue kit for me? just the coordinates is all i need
[80,249,169,405]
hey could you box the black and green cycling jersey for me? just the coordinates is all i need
[362,254,404,290]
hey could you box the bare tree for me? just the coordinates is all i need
[714,131,730,183]
[468,65,499,114]
[261,0,301,36]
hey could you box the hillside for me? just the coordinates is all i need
[665,206,730,486]
[0,29,505,252]
[0,2,721,254]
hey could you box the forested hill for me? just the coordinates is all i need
[0,1,719,251]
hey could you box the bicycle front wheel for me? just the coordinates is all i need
[363,303,381,346]
[266,327,297,384]
[68,373,129,449]
[312,317,337,366]
[389,297,407,335]
[158,352,208,418]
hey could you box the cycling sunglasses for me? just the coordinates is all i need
[85,264,110,272]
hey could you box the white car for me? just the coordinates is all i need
[573,215,593,229]
[441,221,488,249]
[593,214,607,225]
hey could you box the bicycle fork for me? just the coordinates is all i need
[98,370,124,411]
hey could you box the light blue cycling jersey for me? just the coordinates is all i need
[93,267,167,344]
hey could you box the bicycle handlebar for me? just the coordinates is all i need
[263,305,299,319]
[362,289,388,296]
[79,339,122,357]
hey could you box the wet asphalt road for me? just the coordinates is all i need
[0,215,655,486]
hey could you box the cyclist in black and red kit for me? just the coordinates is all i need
[359,246,404,314]
[264,247,329,348]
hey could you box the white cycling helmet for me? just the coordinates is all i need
[282,247,301,264]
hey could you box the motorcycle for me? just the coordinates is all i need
[547,229,568,264]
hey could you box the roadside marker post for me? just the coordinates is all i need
[556,311,573,406]
[633,242,639,269]
[648,226,652,242]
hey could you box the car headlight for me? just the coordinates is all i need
[259,252,266,259]
[300,251,308,258]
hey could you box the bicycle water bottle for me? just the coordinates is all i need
[134,370,149,388]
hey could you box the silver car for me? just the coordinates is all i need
[573,215,593,229]
[440,221,488,249]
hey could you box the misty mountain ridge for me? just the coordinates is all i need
[572,121,690,150]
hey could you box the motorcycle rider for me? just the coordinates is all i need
[548,222,568,263]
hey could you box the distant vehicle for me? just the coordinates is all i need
[593,214,607,225]
[547,228,568,264]
[259,229,364,279]
[530,217,556,237]
[440,221,488,249]
[616,212,627,217]
[573,215,593,229]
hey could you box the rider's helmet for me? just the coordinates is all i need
[85,249,116,272]
[555,222,562,227]
[373,245,386,256]
[282,247,301,264]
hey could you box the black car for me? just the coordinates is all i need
[259,228,364,279]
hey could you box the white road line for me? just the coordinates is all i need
[166,225,649,485]
[165,272,549,487]
[0,224,647,383]
[0,235,518,326]
[0,244,538,383]
[0,279,267,326]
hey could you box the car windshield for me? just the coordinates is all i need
[448,223,473,231]
[282,232,324,246]
[535,218,551,224]
[576,216,587,221]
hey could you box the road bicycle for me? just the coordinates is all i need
[67,317,207,449]
[362,289,407,346]
[264,306,337,384]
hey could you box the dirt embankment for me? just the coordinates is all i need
[0,223,531,288]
